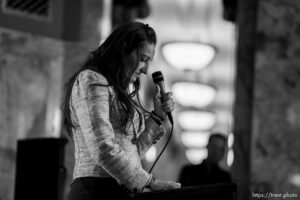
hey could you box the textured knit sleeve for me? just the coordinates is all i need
[137,117,166,158]
[71,70,151,191]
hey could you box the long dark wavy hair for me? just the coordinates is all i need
[62,21,157,135]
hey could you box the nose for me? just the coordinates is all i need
[140,66,148,74]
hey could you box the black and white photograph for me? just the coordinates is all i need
[0,0,299,200]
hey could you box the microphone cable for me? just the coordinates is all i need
[148,122,174,173]
[133,88,174,173]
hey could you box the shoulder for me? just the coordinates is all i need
[218,167,231,175]
[77,69,109,86]
[72,69,113,99]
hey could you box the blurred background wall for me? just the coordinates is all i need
[0,0,103,199]
[0,0,300,200]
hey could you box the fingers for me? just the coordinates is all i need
[153,89,175,115]
[162,181,180,190]
[166,181,181,189]
[154,88,173,104]
[154,85,161,99]
[153,130,165,144]
[161,97,175,112]
[160,91,172,102]
[163,92,174,103]
[152,128,165,143]
[151,180,181,191]
[165,92,173,98]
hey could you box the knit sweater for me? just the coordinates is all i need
[70,69,165,191]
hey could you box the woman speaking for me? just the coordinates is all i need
[62,21,181,200]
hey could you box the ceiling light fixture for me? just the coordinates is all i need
[177,111,216,130]
[161,42,216,70]
[185,148,208,164]
[181,131,210,148]
[172,82,216,108]
[227,149,234,167]
[227,132,234,148]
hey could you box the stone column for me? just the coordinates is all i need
[232,0,257,198]
[251,0,300,195]
[233,0,300,199]
[0,1,104,200]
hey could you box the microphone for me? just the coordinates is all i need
[152,71,174,125]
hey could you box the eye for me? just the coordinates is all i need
[140,55,150,63]
[141,58,148,63]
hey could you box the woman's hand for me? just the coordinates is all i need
[148,178,181,191]
[153,85,175,120]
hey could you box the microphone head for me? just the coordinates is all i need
[152,71,164,84]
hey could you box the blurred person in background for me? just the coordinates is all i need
[179,133,231,187]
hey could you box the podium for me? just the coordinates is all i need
[133,183,237,200]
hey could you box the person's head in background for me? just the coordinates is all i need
[63,21,157,134]
[206,133,227,164]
